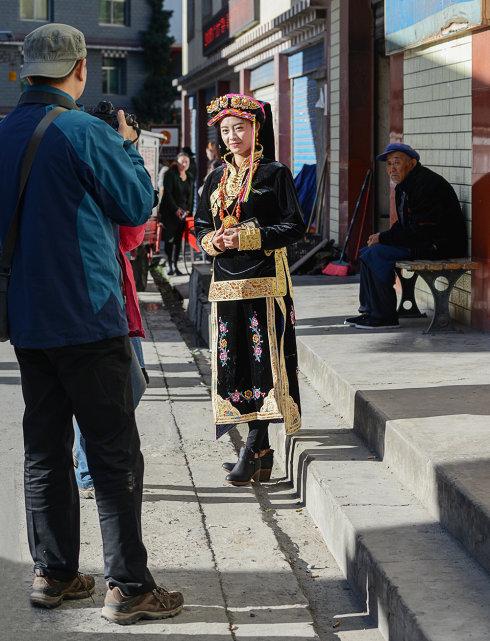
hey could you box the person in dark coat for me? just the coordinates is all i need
[345,143,468,329]
[159,152,194,275]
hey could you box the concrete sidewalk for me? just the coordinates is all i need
[266,274,490,641]
[0,280,381,641]
[292,275,490,571]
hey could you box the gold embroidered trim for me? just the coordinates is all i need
[208,248,287,301]
[238,227,262,251]
[215,395,241,420]
[201,231,222,257]
[259,389,280,415]
[208,275,284,301]
[266,296,301,436]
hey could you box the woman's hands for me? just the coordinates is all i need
[212,225,226,252]
[211,225,240,252]
[223,228,239,249]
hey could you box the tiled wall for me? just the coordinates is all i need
[329,0,340,242]
[403,35,472,323]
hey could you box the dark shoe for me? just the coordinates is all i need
[225,446,261,486]
[167,265,175,276]
[173,264,183,276]
[344,313,368,326]
[30,571,95,609]
[101,585,184,625]
[223,449,274,481]
[354,316,399,329]
[258,449,274,481]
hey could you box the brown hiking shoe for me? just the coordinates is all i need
[101,585,184,625]
[30,572,95,609]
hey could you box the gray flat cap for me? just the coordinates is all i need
[21,23,87,79]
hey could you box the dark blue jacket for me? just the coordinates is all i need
[0,86,154,348]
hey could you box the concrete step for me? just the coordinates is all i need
[292,276,490,578]
[270,377,490,641]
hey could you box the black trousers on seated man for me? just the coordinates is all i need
[15,335,156,596]
[359,244,411,321]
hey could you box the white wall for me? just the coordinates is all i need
[403,34,472,322]
[329,0,340,242]
[260,0,293,24]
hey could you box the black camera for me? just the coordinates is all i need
[86,100,141,138]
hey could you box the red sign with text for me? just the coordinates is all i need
[203,7,230,56]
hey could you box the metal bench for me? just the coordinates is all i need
[395,259,480,333]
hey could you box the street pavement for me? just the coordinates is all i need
[0,280,381,641]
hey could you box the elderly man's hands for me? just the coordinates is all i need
[367,233,380,247]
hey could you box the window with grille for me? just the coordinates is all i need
[102,57,127,94]
[100,0,128,26]
[20,0,49,20]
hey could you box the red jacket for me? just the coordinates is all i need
[119,225,145,338]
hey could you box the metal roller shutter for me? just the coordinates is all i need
[251,62,276,127]
[253,84,275,115]
[292,75,319,177]
[289,43,324,177]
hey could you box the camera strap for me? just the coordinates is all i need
[18,90,80,111]
[0,106,66,341]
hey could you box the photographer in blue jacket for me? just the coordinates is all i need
[0,23,183,624]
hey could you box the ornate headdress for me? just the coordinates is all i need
[206,93,275,208]
[206,93,266,126]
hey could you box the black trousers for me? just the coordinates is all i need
[164,230,184,265]
[246,421,270,452]
[15,335,155,596]
[359,261,398,321]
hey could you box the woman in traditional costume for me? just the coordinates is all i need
[194,94,305,486]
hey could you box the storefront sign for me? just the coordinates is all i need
[229,0,259,37]
[202,7,230,56]
[385,0,489,53]
[150,126,179,147]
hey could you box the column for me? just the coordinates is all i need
[471,29,490,330]
[274,53,291,166]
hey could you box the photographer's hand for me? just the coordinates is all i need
[117,110,138,143]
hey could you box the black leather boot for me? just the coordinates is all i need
[223,449,274,481]
[225,447,261,486]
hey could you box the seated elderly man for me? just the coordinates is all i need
[345,143,468,329]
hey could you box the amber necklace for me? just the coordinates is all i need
[218,147,262,228]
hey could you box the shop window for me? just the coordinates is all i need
[187,0,195,41]
[102,57,127,95]
[20,0,49,21]
[100,0,129,26]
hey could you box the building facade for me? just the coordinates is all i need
[0,0,169,116]
[178,0,490,331]
[177,0,327,223]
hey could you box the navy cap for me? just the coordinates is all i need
[376,143,420,162]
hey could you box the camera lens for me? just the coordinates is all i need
[98,101,113,114]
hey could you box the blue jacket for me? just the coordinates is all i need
[0,86,154,348]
